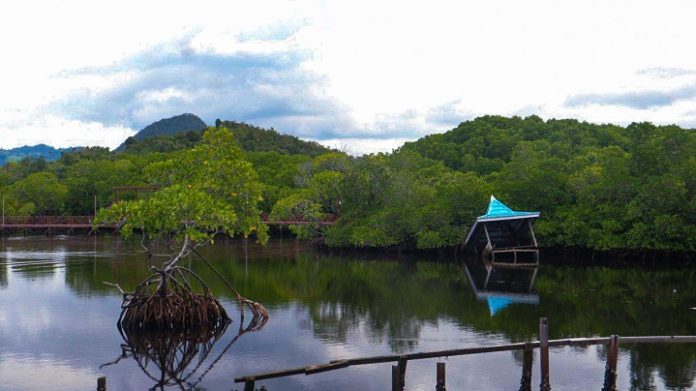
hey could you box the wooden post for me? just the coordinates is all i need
[97,376,106,391]
[392,365,401,391]
[244,378,255,391]
[436,362,446,391]
[519,342,533,391]
[398,355,408,389]
[539,317,551,391]
[601,335,619,391]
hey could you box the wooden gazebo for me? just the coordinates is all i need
[463,196,540,266]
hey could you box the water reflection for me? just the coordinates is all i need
[0,237,695,390]
[463,258,539,316]
[101,311,267,390]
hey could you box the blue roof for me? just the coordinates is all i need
[478,196,539,220]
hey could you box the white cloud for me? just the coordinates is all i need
[2,0,696,152]
[318,137,412,155]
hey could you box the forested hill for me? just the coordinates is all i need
[383,115,696,251]
[121,119,331,156]
[0,144,76,165]
[218,120,330,156]
[116,113,207,151]
[1,114,694,255]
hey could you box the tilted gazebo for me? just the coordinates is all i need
[463,196,540,266]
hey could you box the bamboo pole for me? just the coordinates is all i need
[539,318,551,391]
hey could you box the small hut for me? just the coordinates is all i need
[463,196,540,265]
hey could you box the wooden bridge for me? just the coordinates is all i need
[0,215,336,235]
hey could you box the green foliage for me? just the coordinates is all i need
[8,172,67,214]
[395,116,696,252]
[219,120,331,156]
[97,127,268,244]
[97,185,238,242]
[1,114,694,254]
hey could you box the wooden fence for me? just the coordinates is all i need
[232,318,696,391]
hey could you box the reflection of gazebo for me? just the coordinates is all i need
[463,258,539,316]
[463,196,540,266]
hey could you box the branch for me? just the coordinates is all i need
[103,281,125,294]
[163,235,191,272]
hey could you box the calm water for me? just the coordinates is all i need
[0,236,694,391]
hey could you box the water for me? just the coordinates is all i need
[0,236,694,390]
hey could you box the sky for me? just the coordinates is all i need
[2,0,696,154]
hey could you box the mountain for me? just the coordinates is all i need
[116,113,207,150]
[0,144,77,166]
[120,116,332,156]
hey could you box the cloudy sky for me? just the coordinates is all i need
[2,0,696,154]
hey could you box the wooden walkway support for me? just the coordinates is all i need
[234,318,696,390]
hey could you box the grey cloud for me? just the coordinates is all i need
[564,84,696,109]
[50,33,359,140]
[49,32,479,146]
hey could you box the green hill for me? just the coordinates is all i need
[0,144,77,166]
[116,113,207,151]
[218,120,330,156]
[120,117,331,156]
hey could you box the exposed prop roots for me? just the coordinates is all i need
[188,246,269,326]
[106,239,269,332]
[113,265,231,332]
[120,291,230,332]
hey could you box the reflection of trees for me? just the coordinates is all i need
[0,258,7,288]
[102,311,267,390]
[627,345,696,391]
[59,239,696,387]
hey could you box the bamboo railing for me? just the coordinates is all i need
[232,318,696,391]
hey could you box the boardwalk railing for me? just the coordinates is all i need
[0,215,98,227]
[0,215,336,231]
[233,318,696,391]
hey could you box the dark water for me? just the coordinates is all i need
[0,237,694,391]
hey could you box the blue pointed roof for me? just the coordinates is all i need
[478,196,539,221]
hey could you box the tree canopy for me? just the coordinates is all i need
[2,115,694,255]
